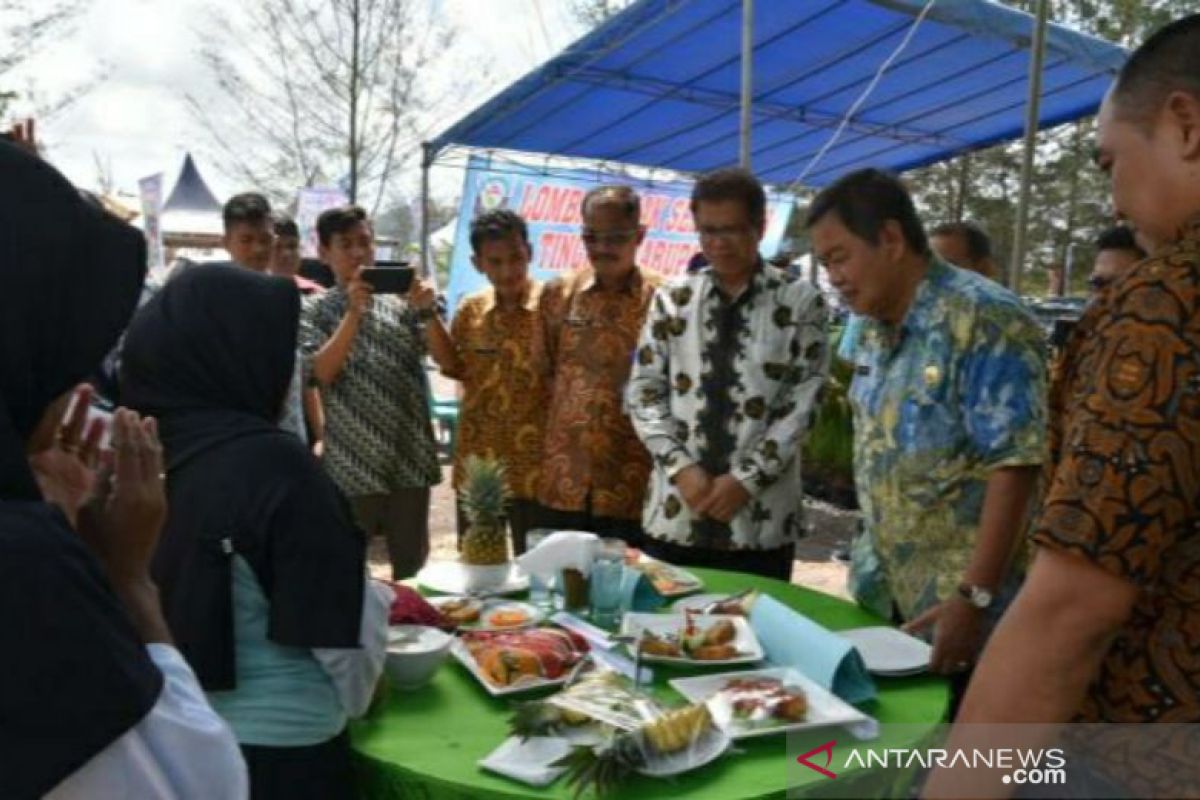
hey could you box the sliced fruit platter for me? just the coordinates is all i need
[501,660,731,795]
[451,626,589,696]
[620,612,765,666]
[429,596,541,631]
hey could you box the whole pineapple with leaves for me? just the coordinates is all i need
[460,455,512,565]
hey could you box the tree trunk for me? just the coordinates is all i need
[348,0,361,203]
[1060,122,1085,265]
[953,153,971,222]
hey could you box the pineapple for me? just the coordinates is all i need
[460,455,512,565]
[553,705,717,797]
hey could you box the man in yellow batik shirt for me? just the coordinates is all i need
[424,210,549,554]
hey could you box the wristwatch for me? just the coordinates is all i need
[956,583,994,610]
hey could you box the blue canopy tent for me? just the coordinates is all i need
[420,0,1127,281]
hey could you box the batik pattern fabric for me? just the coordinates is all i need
[849,259,1046,620]
[1032,218,1200,758]
[446,283,548,500]
[627,264,830,550]
[300,289,441,497]
[537,268,660,521]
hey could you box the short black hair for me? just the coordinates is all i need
[1112,14,1200,127]
[581,185,640,225]
[1096,225,1146,258]
[273,215,299,239]
[805,168,929,256]
[931,221,992,263]
[316,205,369,247]
[222,192,272,231]
[470,209,530,254]
[691,167,767,228]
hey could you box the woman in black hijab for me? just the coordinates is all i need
[121,264,391,800]
[0,141,245,798]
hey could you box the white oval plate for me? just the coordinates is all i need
[417,560,529,596]
[637,725,731,777]
[837,626,932,675]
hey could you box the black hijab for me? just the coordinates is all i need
[0,141,162,799]
[121,266,365,691]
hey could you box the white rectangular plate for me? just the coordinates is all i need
[619,613,765,667]
[450,639,572,697]
[669,667,878,741]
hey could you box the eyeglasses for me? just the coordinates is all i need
[697,224,753,242]
[581,229,639,247]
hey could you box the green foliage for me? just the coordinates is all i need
[905,0,1193,294]
[803,329,856,505]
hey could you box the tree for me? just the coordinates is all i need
[188,0,454,213]
[0,1,92,122]
[906,0,1194,295]
[568,0,635,28]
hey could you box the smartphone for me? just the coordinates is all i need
[360,262,414,294]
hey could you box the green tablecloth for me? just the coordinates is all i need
[351,568,949,799]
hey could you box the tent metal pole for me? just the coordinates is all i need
[420,142,433,280]
[1008,0,1049,295]
[739,0,753,169]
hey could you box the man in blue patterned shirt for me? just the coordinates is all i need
[808,170,1045,695]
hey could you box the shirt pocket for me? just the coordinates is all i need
[894,358,967,477]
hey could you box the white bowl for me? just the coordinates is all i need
[462,562,515,593]
[385,625,453,690]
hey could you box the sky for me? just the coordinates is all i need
[8,0,587,204]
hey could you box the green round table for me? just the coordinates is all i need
[351,568,949,799]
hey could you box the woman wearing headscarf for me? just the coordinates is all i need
[0,140,246,798]
[121,264,392,799]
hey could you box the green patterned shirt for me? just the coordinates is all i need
[848,259,1046,619]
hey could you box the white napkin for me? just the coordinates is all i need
[478,736,572,787]
[515,530,599,580]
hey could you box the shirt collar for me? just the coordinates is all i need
[581,266,644,295]
[1174,213,1200,249]
[480,281,540,314]
[862,257,949,348]
[705,258,766,303]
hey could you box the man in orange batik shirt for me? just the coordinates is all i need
[535,185,661,546]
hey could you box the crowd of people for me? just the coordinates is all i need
[2,11,1199,800]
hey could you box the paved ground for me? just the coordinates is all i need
[367,470,856,600]
[367,368,856,598]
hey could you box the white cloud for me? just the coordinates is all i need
[13,0,588,204]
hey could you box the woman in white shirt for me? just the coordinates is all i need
[0,139,246,799]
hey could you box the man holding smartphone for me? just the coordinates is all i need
[300,205,441,581]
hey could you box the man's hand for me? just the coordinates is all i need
[698,474,752,523]
[408,278,437,311]
[346,271,374,317]
[312,440,325,460]
[903,597,985,675]
[672,465,712,511]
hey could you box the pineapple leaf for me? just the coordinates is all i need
[508,701,562,741]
